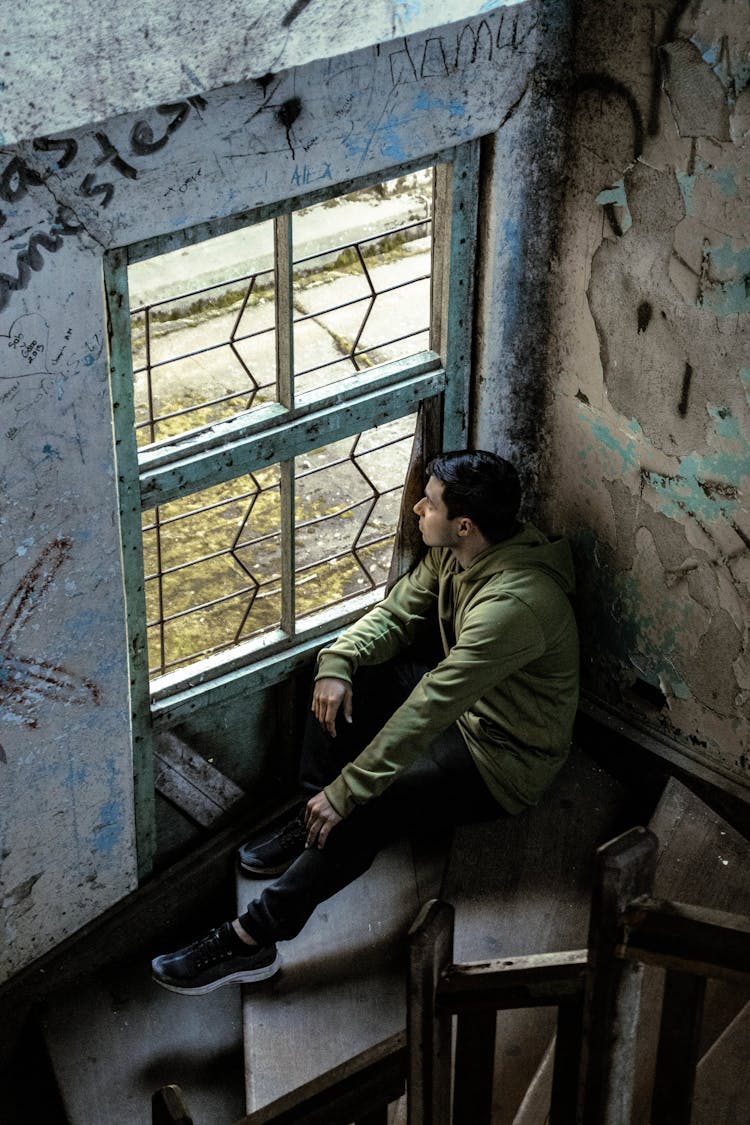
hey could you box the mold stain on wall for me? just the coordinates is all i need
[548,0,750,788]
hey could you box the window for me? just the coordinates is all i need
[106,144,478,865]
[130,172,433,680]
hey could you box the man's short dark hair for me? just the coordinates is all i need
[426,449,521,543]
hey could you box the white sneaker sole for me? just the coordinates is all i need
[153,951,282,995]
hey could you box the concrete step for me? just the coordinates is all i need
[238,831,447,1115]
[238,748,632,1124]
[40,951,245,1125]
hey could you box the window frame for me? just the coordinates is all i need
[105,141,479,874]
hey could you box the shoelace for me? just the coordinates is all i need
[279,814,307,846]
[191,926,234,970]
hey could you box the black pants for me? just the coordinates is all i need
[237,655,505,946]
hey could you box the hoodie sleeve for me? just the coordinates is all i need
[315,552,441,683]
[324,589,546,817]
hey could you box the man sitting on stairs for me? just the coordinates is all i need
[152,449,580,994]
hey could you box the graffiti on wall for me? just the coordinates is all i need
[0,537,100,736]
[0,97,208,314]
[0,7,538,319]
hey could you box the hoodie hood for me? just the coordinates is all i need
[448,523,576,598]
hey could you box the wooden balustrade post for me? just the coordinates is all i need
[152,1084,194,1125]
[579,826,658,1125]
[407,899,454,1125]
[650,969,706,1125]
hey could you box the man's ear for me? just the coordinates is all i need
[458,517,473,536]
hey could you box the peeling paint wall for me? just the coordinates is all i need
[546,0,750,791]
[0,2,559,982]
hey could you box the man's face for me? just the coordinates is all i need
[413,476,462,548]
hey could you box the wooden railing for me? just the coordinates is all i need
[153,826,750,1125]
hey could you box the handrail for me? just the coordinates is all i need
[617,894,750,980]
[436,947,587,1012]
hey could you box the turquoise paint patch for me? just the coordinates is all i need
[93,798,125,856]
[692,34,750,94]
[710,166,738,197]
[344,112,412,163]
[740,369,750,405]
[598,178,634,231]
[580,412,642,473]
[704,239,750,274]
[596,179,633,232]
[644,402,750,522]
[700,240,750,316]
[393,0,420,22]
[676,171,697,217]
[572,530,694,701]
[595,183,626,206]
[414,91,465,118]
[677,161,738,221]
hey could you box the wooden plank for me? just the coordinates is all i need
[239,839,446,1116]
[155,731,245,827]
[41,952,245,1125]
[629,779,750,1125]
[580,827,658,1125]
[440,748,632,1125]
[650,971,706,1125]
[407,900,454,1125]
[437,950,587,1012]
[619,897,750,981]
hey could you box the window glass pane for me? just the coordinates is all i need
[129,221,277,447]
[143,466,282,675]
[294,416,416,620]
[292,171,432,394]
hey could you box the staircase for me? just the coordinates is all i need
[18,754,750,1123]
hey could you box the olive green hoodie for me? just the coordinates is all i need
[318,523,579,818]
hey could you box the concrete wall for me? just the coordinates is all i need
[546,0,750,792]
[1,1,527,144]
[0,1,556,981]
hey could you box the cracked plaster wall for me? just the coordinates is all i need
[546,0,750,792]
[0,2,556,981]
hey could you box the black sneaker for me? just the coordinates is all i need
[151,922,281,995]
[238,810,307,877]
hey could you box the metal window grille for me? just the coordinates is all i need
[129,175,432,677]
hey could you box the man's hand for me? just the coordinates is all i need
[312,677,353,737]
[304,791,343,849]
